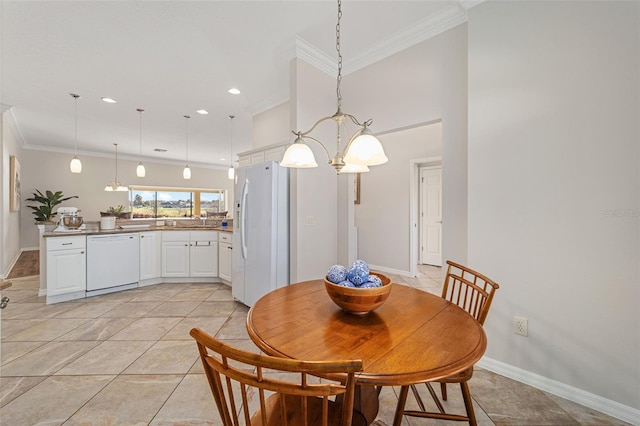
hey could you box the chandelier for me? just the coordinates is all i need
[104,143,128,191]
[280,0,388,174]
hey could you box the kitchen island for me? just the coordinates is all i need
[39,222,233,304]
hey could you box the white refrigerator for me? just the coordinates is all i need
[232,161,289,307]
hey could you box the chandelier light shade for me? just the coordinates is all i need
[280,0,388,174]
[105,143,128,191]
[69,93,82,173]
[183,115,191,180]
[136,108,146,177]
[227,115,235,180]
[280,137,318,168]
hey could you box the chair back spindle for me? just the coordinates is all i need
[442,260,500,325]
[191,327,364,426]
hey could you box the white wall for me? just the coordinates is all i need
[343,24,469,269]
[288,59,339,282]
[20,149,233,248]
[1,113,23,277]
[468,0,639,415]
[252,101,290,150]
[357,123,442,273]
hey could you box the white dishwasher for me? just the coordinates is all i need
[87,233,140,294]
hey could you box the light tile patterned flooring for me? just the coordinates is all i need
[0,267,630,425]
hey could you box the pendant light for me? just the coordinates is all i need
[104,143,128,191]
[136,108,146,177]
[69,93,82,173]
[183,115,191,179]
[227,115,235,180]
[281,0,388,174]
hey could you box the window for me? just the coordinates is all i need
[130,186,226,219]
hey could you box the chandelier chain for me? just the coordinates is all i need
[336,0,342,111]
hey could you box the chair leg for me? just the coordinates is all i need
[460,381,477,426]
[393,386,410,426]
[441,382,448,401]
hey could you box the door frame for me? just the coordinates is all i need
[409,156,442,277]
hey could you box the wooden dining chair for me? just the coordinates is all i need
[394,260,500,426]
[190,327,366,426]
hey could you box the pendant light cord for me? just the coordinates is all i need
[138,109,144,156]
[184,115,190,165]
[229,115,235,168]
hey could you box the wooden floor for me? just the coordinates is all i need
[7,250,39,279]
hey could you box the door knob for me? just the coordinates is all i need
[0,296,9,309]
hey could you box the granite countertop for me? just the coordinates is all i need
[42,224,233,238]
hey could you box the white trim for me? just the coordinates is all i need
[368,264,412,278]
[344,7,467,75]
[410,156,442,277]
[477,357,640,425]
[4,107,26,147]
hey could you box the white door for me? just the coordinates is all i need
[420,166,442,266]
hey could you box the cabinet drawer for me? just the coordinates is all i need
[161,231,190,242]
[47,236,86,251]
[219,232,232,243]
[190,231,217,242]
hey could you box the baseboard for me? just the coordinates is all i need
[477,357,640,425]
[368,264,412,277]
[1,250,23,279]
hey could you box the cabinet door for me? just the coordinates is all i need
[218,242,232,281]
[190,243,218,277]
[140,232,161,280]
[250,151,265,165]
[238,154,251,168]
[47,249,86,296]
[265,146,286,163]
[161,242,190,277]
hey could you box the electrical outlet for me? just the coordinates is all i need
[513,316,528,336]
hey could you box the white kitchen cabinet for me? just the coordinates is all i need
[250,151,265,164]
[139,231,161,281]
[238,154,251,168]
[189,231,218,277]
[161,231,218,278]
[46,236,86,303]
[264,145,286,163]
[238,143,288,167]
[218,232,232,282]
[161,241,190,277]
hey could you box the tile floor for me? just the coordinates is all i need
[0,267,630,425]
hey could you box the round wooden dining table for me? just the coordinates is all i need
[246,279,487,424]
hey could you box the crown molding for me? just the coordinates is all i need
[344,6,468,74]
[1,103,12,113]
[252,3,471,114]
[4,107,27,148]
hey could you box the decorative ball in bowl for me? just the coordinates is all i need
[324,262,392,315]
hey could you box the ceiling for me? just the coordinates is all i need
[1,1,475,170]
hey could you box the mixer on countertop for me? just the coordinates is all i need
[54,207,85,232]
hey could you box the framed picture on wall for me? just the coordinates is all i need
[354,172,361,204]
[10,155,21,212]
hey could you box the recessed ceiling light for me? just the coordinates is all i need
[196,109,209,115]
[154,148,167,153]
[101,97,117,103]
[228,88,241,95]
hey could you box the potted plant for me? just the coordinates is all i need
[101,205,130,219]
[26,190,79,223]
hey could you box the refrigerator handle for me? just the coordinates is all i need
[241,180,248,260]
